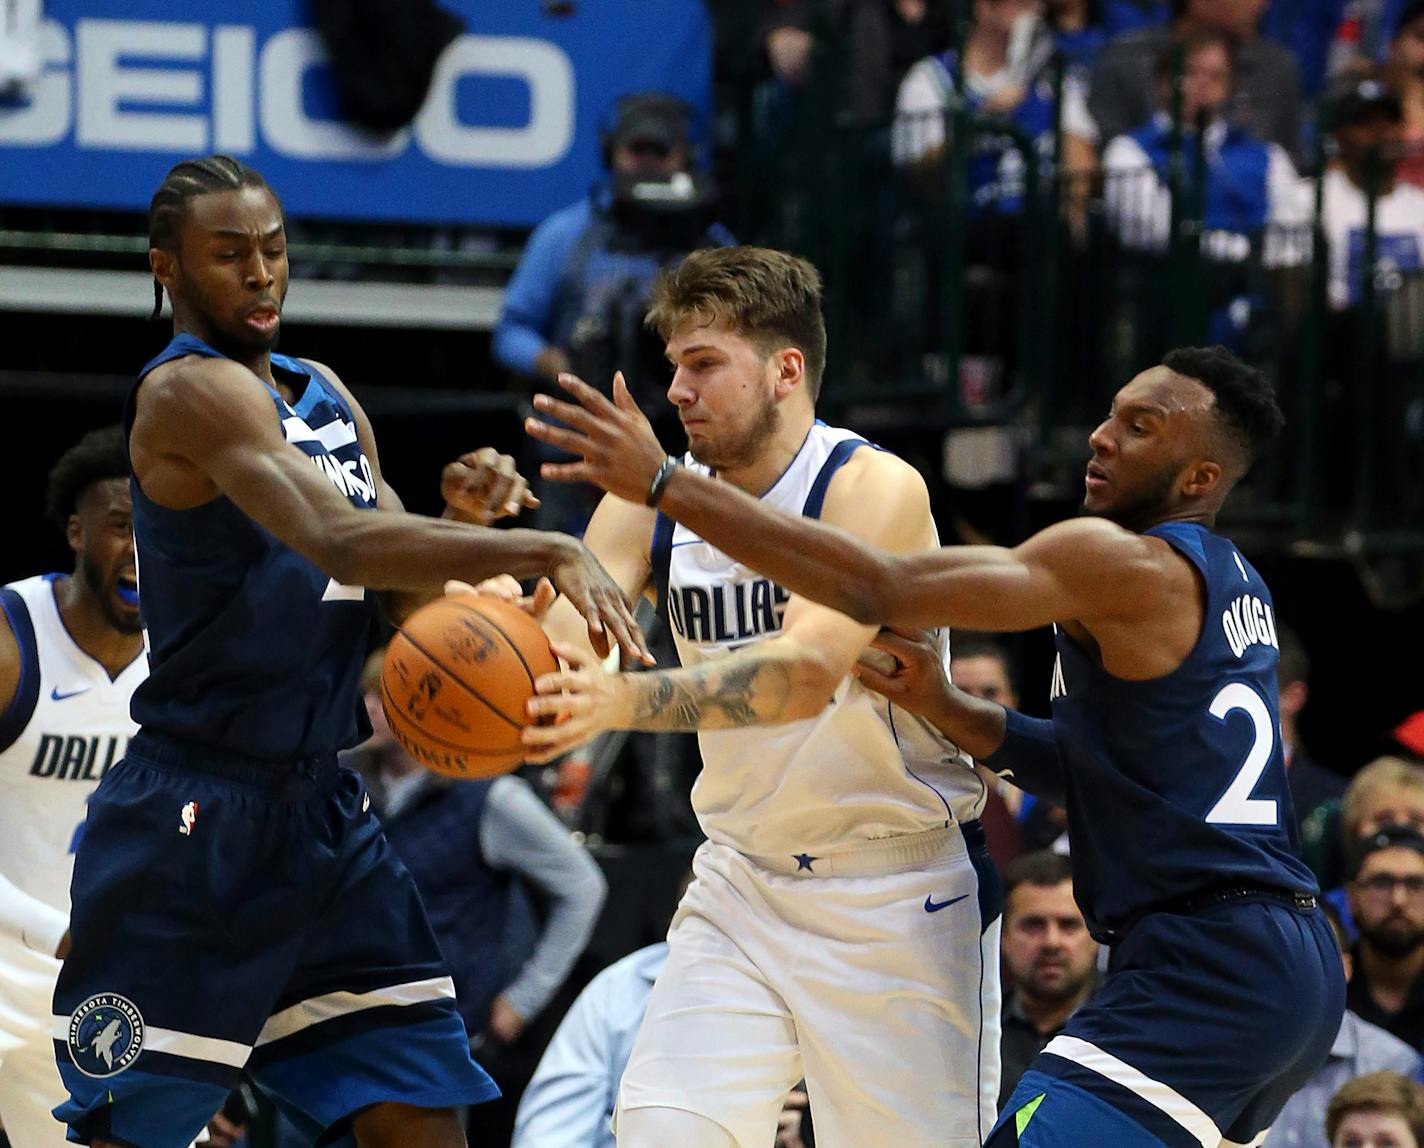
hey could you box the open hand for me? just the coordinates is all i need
[524,373,667,505]
[549,544,653,665]
[522,641,631,763]
[441,447,539,524]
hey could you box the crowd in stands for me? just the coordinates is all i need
[501,1,1408,542]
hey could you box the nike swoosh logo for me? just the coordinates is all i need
[51,687,92,702]
[924,893,969,913]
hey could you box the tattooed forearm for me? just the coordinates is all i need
[637,675,703,728]
[631,654,798,731]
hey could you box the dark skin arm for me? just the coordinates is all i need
[853,628,1010,760]
[527,374,1200,678]
[131,356,650,661]
[300,360,540,625]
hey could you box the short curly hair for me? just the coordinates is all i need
[44,425,129,532]
[1162,346,1285,467]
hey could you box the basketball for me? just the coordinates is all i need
[380,593,558,779]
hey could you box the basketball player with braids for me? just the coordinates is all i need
[530,343,1346,1148]
[0,427,142,1148]
[523,247,1000,1148]
[50,155,648,1148]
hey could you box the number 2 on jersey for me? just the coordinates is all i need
[1204,682,1279,827]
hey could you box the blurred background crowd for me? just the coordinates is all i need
[4,0,1424,1145]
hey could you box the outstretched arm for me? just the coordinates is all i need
[304,361,539,624]
[526,374,1158,634]
[132,358,648,661]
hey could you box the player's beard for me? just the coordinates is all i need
[688,391,781,472]
[1018,961,1092,1005]
[1360,915,1424,958]
[1087,463,1180,532]
[83,552,143,636]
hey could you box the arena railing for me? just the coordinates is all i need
[0,216,521,329]
[730,42,1424,572]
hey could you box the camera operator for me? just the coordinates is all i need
[493,92,735,534]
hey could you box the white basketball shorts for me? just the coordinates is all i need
[615,822,1002,1148]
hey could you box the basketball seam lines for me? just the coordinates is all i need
[380,680,521,755]
[395,630,525,732]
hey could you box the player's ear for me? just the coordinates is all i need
[773,348,804,399]
[66,513,84,555]
[1182,460,1221,499]
[149,246,179,295]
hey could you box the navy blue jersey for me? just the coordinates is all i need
[124,334,377,761]
[1050,521,1317,941]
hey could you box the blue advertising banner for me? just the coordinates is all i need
[0,0,712,226]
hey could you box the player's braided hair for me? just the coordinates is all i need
[44,425,129,532]
[147,155,278,321]
[1162,345,1284,467]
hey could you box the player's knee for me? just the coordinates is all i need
[617,1105,739,1148]
[352,1101,466,1148]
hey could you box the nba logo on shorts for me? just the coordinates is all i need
[179,800,198,836]
[67,994,145,1078]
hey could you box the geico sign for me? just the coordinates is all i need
[0,18,576,166]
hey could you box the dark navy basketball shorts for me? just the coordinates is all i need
[987,896,1345,1148]
[52,731,498,1148]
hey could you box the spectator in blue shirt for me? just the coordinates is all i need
[894,0,1099,213]
[1090,0,1304,158]
[493,93,734,534]
[1102,32,1308,255]
[512,938,813,1148]
[511,942,668,1148]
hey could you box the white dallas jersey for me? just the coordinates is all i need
[653,423,984,858]
[0,575,143,916]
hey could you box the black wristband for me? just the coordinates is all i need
[646,455,680,507]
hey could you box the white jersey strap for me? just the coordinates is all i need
[801,436,873,520]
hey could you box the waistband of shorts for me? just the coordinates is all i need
[1101,883,1319,943]
[744,820,985,877]
[125,730,342,790]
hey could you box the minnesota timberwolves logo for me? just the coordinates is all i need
[68,994,144,1078]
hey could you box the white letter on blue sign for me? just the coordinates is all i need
[77,19,206,152]
[414,36,574,168]
[213,25,255,154]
